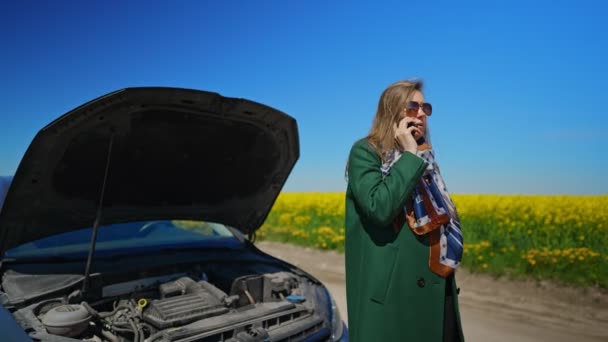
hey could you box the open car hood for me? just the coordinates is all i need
[0,87,299,255]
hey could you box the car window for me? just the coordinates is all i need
[5,220,238,259]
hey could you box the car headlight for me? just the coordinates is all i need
[326,289,344,341]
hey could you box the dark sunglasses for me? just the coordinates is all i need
[405,101,432,116]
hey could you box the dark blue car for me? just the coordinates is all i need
[0,88,347,342]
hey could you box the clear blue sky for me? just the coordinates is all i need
[1,0,606,194]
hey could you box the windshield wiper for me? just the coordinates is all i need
[82,133,114,297]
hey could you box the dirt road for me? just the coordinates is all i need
[256,241,608,342]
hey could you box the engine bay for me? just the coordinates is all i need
[1,264,330,342]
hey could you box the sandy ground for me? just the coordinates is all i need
[256,241,608,342]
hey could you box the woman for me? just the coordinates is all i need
[345,80,464,341]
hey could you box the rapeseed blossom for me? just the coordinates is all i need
[259,193,607,287]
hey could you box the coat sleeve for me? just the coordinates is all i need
[347,141,427,227]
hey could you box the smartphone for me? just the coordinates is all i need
[407,122,426,145]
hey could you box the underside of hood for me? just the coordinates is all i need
[0,87,299,255]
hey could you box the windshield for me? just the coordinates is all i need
[5,220,240,260]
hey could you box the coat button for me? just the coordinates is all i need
[417,277,425,288]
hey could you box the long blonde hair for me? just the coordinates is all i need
[366,79,424,162]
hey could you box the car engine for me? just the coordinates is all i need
[3,271,330,342]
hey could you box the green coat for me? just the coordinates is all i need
[345,139,465,341]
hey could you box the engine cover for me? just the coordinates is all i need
[144,277,229,329]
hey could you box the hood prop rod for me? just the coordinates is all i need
[82,133,114,296]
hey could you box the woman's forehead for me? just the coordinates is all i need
[410,90,425,102]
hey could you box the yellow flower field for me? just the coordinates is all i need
[258,193,608,288]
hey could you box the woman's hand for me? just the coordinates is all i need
[393,117,423,154]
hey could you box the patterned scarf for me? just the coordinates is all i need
[381,145,463,278]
